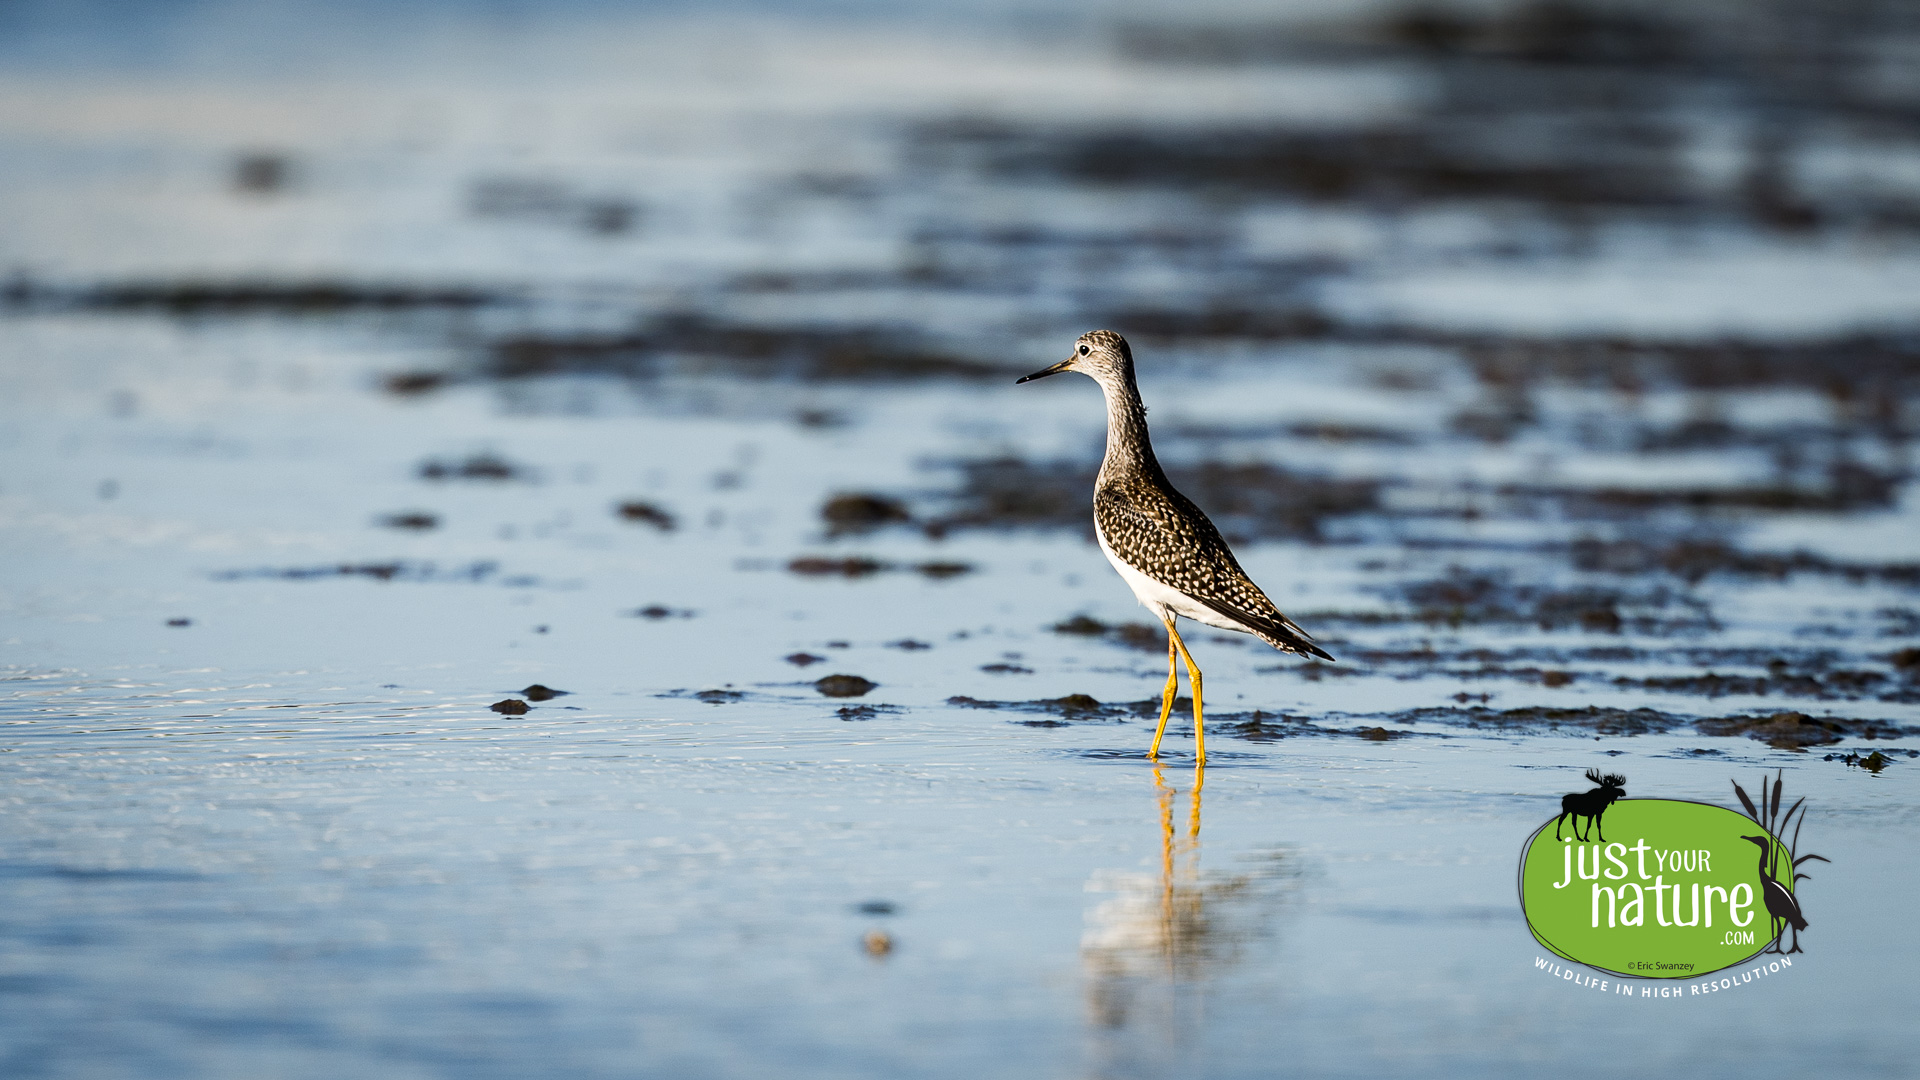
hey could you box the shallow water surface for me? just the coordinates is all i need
[2,2,1918,1077]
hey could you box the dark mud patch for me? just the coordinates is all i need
[615,501,676,530]
[1442,330,1920,397]
[377,511,439,531]
[934,458,1378,541]
[520,684,568,702]
[1882,609,1920,638]
[1034,693,1118,718]
[1051,614,1166,651]
[1408,663,1909,701]
[1050,614,1107,636]
[916,561,974,580]
[1570,538,1920,586]
[1369,703,1917,745]
[789,556,887,578]
[468,177,641,236]
[1269,644,1920,707]
[4,279,501,315]
[1499,466,1906,518]
[948,695,1343,740]
[1287,610,1417,629]
[1174,420,1419,447]
[947,693,1132,721]
[628,605,693,619]
[1023,1,1920,233]
[654,687,758,704]
[785,556,973,580]
[1266,659,1363,680]
[489,698,530,715]
[793,407,847,429]
[822,493,913,535]
[1393,569,1714,634]
[1128,0,1693,70]
[383,371,457,396]
[233,151,294,195]
[212,561,501,584]
[940,120,1692,214]
[785,652,826,667]
[1093,305,1336,344]
[1147,458,1382,542]
[419,453,529,482]
[1610,669,1914,703]
[381,370,459,396]
[815,674,877,698]
[920,459,1081,533]
[836,704,903,721]
[1826,749,1913,772]
[1695,711,1910,749]
[482,314,1002,383]
[1217,710,1319,742]
[1385,705,1688,736]
[921,365,1910,549]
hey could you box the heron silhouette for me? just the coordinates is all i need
[1740,834,1807,954]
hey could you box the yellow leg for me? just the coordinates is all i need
[1168,622,1205,767]
[1148,616,1179,759]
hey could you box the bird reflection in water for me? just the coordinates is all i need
[1080,765,1297,1072]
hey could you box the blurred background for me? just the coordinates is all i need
[3,0,1918,1077]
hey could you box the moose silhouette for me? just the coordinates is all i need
[1554,769,1626,842]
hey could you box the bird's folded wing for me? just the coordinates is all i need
[1096,482,1334,661]
[1095,482,1216,595]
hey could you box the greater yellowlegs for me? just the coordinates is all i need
[1018,330,1332,765]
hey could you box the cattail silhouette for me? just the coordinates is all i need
[1732,770,1828,955]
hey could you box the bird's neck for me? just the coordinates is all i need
[1095,373,1160,484]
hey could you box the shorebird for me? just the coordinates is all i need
[1018,330,1331,766]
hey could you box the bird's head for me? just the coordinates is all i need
[1740,834,1771,850]
[1017,329,1134,388]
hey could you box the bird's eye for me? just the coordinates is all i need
[1078,344,1089,355]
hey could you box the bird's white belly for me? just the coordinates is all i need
[1095,525,1245,633]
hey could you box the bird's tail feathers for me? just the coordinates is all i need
[1198,597,1334,662]
[1261,623,1335,663]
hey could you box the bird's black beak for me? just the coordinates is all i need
[1016,357,1074,384]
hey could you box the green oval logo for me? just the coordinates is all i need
[1519,799,1795,979]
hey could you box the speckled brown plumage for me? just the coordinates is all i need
[1094,472,1331,660]
[1047,328,1330,661]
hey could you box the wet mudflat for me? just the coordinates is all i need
[2,1,1919,1077]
